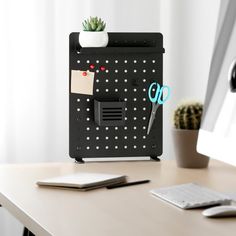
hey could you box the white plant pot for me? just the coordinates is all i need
[79,31,109,48]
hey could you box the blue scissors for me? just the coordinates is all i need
[147,82,171,135]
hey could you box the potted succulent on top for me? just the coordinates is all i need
[79,16,108,48]
[172,101,209,168]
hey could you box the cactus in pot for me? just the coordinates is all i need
[79,16,108,48]
[172,101,209,168]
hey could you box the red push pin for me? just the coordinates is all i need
[100,66,106,71]
[82,71,87,76]
[89,64,95,69]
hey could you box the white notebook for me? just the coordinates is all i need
[37,172,127,191]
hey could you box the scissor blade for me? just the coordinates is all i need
[147,103,160,135]
[147,116,155,135]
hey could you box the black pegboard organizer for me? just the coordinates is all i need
[69,32,164,163]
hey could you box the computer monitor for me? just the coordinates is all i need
[197,0,236,166]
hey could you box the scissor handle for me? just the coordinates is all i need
[148,82,171,104]
[148,83,160,103]
[158,85,171,104]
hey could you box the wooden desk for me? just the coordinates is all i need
[0,160,236,236]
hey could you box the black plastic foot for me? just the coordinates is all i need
[23,227,35,236]
[150,156,161,162]
[75,158,85,164]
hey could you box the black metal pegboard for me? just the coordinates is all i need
[69,32,164,162]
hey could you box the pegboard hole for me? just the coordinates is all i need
[124,145,128,149]
[105,146,109,149]
[152,60,156,63]
[77,108,80,112]
[86,60,90,63]
[124,126,127,130]
[143,79,146,82]
[96,146,99,150]
[96,79,99,83]
[115,136,118,140]
[105,136,109,140]
[124,69,128,73]
[106,60,109,63]
[115,79,118,83]
[152,69,156,73]
[134,69,137,73]
[77,98,80,102]
[133,117,137,120]
[115,127,118,130]
[77,60,80,63]
[96,60,99,63]
[124,136,127,139]
[86,146,90,150]
[105,127,109,130]
[86,137,90,140]
[124,79,128,83]
[115,146,118,149]
[143,60,146,63]
[143,117,146,120]
[115,69,118,73]
[143,145,146,149]
[105,70,109,73]
[143,107,146,111]
[124,60,128,63]
[105,79,109,83]
[96,70,99,73]
[133,126,137,130]
[86,118,90,121]
[143,69,146,73]
[86,127,90,131]
[134,136,137,139]
[96,127,99,131]
[134,60,137,63]
[106,89,109,92]
[86,108,90,112]
[124,89,127,92]
[143,136,146,139]
[96,89,99,92]
[134,107,137,111]
[133,145,137,149]
[87,98,90,102]
[115,60,118,63]
[133,88,137,92]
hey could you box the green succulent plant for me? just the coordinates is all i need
[174,101,203,130]
[82,17,106,31]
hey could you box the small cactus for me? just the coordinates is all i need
[82,17,106,32]
[174,101,203,130]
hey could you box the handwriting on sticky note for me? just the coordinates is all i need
[71,70,94,95]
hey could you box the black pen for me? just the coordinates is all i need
[107,180,150,189]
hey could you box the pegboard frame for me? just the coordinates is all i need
[69,32,164,162]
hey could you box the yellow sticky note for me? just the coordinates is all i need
[71,70,94,95]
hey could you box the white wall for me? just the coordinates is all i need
[160,0,220,159]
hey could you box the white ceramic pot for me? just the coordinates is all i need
[79,31,109,48]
